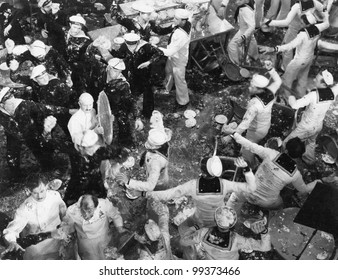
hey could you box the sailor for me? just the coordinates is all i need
[226,133,318,212]
[110,32,163,118]
[221,60,282,168]
[146,156,256,231]
[179,206,271,260]
[283,70,338,165]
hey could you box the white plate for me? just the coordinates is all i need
[113,37,125,44]
[149,36,160,45]
[321,153,335,164]
[185,118,196,128]
[215,114,227,124]
[184,109,196,119]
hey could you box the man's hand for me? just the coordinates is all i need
[4,242,25,253]
[263,60,273,71]
[9,59,19,71]
[259,46,274,54]
[234,157,248,168]
[221,135,232,144]
[137,61,151,69]
[41,29,49,38]
[5,38,15,53]
[66,75,73,88]
[116,226,128,235]
[44,116,57,134]
[116,173,130,186]
[135,118,144,131]
[249,216,268,234]
[4,24,12,36]
[94,125,104,135]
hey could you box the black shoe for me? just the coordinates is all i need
[174,102,189,112]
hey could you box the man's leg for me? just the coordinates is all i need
[295,59,312,98]
[282,58,302,98]
[254,0,265,28]
[164,58,174,92]
[5,133,21,176]
[227,31,241,65]
[172,63,189,106]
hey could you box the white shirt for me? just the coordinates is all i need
[161,25,191,65]
[289,84,338,129]
[277,21,330,60]
[3,190,66,243]
[60,197,123,240]
[233,133,317,206]
[270,1,324,27]
[148,172,256,227]
[67,108,97,145]
[236,68,282,135]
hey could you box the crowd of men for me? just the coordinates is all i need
[0,0,338,260]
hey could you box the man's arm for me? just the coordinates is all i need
[267,68,282,94]
[275,32,305,53]
[104,199,124,230]
[3,205,29,244]
[147,180,195,201]
[292,172,318,194]
[288,91,314,110]
[127,155,166,192]
[268,4,299,27]
[234,102,258,135]
[160,29,190,57]
[232,132,275,160]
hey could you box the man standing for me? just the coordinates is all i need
[284,70,338,165]
[103,58,143,147]
[262,0,325,70]
[67,92,100,147]
[2,173,67,259]
[54,194,125,260]
[158,8,191,111]
[262,14,330,98]
[110,32,163,118]
[222,60,282,168]
[0,86,72,170]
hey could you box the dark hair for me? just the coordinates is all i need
[80,194,99,209]
[25,173,49,191]
[285,137,305,158]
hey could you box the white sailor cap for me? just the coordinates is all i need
[30,65,47,79]
[92,36,112,50]
[107,58,125,70]
[251,74,270,88]
[69,14,86,26]
[123,33,140,45]
[174,8,190,19]
[29,40,46,57]
[321,70,334,86]
[38,0,52,9]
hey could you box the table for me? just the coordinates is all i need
[119,0,180,18]
[270,207,335,260]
